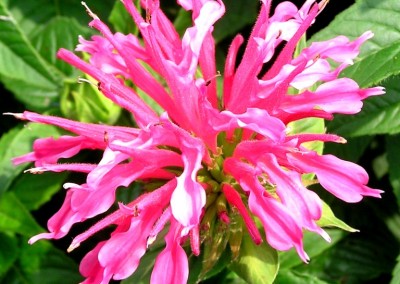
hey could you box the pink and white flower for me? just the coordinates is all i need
[12,0,384,283]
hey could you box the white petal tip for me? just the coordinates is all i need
[67,242,80,253]
[24,168,45,174]
[3,112,24,119]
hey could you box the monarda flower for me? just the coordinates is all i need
[10,0,384,283]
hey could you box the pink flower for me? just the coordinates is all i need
[12,0,384,283]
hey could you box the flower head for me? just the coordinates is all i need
[13,0,383,283]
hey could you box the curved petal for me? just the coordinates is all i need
[151,218,189,284]
[288,152,383,202]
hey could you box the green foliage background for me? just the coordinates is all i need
[1,0,400,283]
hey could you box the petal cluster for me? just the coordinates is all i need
[13,0,383,283]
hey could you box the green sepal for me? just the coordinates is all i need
[317,201,358,232]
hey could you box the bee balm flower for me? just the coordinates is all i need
[11,0,384,283]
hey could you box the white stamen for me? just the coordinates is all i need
[81,2,99,19]
[63,183,80,190]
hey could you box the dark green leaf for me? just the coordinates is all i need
[296,232,397,283]
[372,153,388,179]
[221,270,247,284]
[1,267,30,284]
[0,192,42,236]
[324,136,373,163]
[213,0,259,43]
[0,2,61,110]
[275,270,330,284]
[31,17,92,77]
[229,233,278,284]
[391,254,400,284]
[12,171,68,211]
[109,1,137,35]
[4,0,114,34]
[0,123,60,195]
[1,0,115,110]
[0,232,19,277]
[341,41,400,88]
[279,229,346,270]
[174,8,192,37]
[386,134,400,208]
[18,239,82,284]
[187,245,232,284]
[202,246,232,281]
[327,75,400,137]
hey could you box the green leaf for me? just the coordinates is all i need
[275,270,330,284]
[31,17,92,77]
[0,192,42,236]
[316,201,357,233]
[386,134,400,208]
[109,1,137,35]
[324,136,373,163]
[391,254,400,284]
[341,41,400,88]
[288,117,325,155]
[311,0,400,57]
[0,123,60,195]
[4,0,113,35]
[304,233,396,282]
[372,153,389,180]
[229,233,278,284]
[0,2,61,110]
[12,171,68,211]
[288,117,324,180]
[18,239,82,284]
[0,232,19,277]
[213,0,259,43]
[327,75,400,137]
[203,247,232,281]
[174,8,192,37]
[61,76,121,124]
[0,0,115,110]
[187,242,233,284]
[279,229,346,270]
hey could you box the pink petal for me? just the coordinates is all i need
[151,218,189,284]
[225,157,309,262]
[282,78,385,115]
[288,152,383,202]
[96,182,174,281]
[169,126,206,228]
[13,136,101,166]
[256,154,329,240]
[215,108,286,142]
[80,241,111,284]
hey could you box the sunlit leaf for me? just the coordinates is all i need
[317,201,358,232]
[229,234,279,284]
